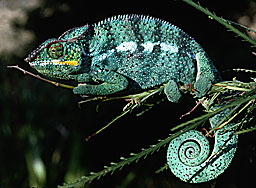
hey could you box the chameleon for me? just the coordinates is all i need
[24,14,238,183]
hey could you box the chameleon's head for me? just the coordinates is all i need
[24,25,89,79]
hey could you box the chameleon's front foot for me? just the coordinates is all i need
[164,79,182,103]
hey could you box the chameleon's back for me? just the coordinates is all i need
[89,15,221,90]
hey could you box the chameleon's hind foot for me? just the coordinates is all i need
[194,52,216,98]
[194,76,212,98]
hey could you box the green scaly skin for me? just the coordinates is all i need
[25,14,238,183]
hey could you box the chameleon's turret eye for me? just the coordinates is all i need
[47,42,64,59]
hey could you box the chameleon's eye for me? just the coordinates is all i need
[47,42,64,59]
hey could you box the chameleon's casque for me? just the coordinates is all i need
[25,25,89,79]
[25,14,238,183]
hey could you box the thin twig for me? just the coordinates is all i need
[7,65,75,89]
[179,99,205,119]
[85,86,165,141]
[210,99,254,133]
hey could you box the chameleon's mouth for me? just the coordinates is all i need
[29,60,79,67]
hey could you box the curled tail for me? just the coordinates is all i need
[166,104,238,183]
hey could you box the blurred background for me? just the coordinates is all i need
[0,0,255,187]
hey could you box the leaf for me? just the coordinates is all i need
[182,0,256,47]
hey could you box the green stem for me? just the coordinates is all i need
[234,126,256,135]
[182,0,256,47]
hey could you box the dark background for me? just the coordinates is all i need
[0,0,255,187]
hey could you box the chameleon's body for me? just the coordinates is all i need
[25,14,238,183]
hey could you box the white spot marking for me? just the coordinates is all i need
[116,41,137,53]
[160,43,178,53]
[141,41,159,53]
[195,53,201,81]
[141,41,178,54]
[94,49,115,61]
